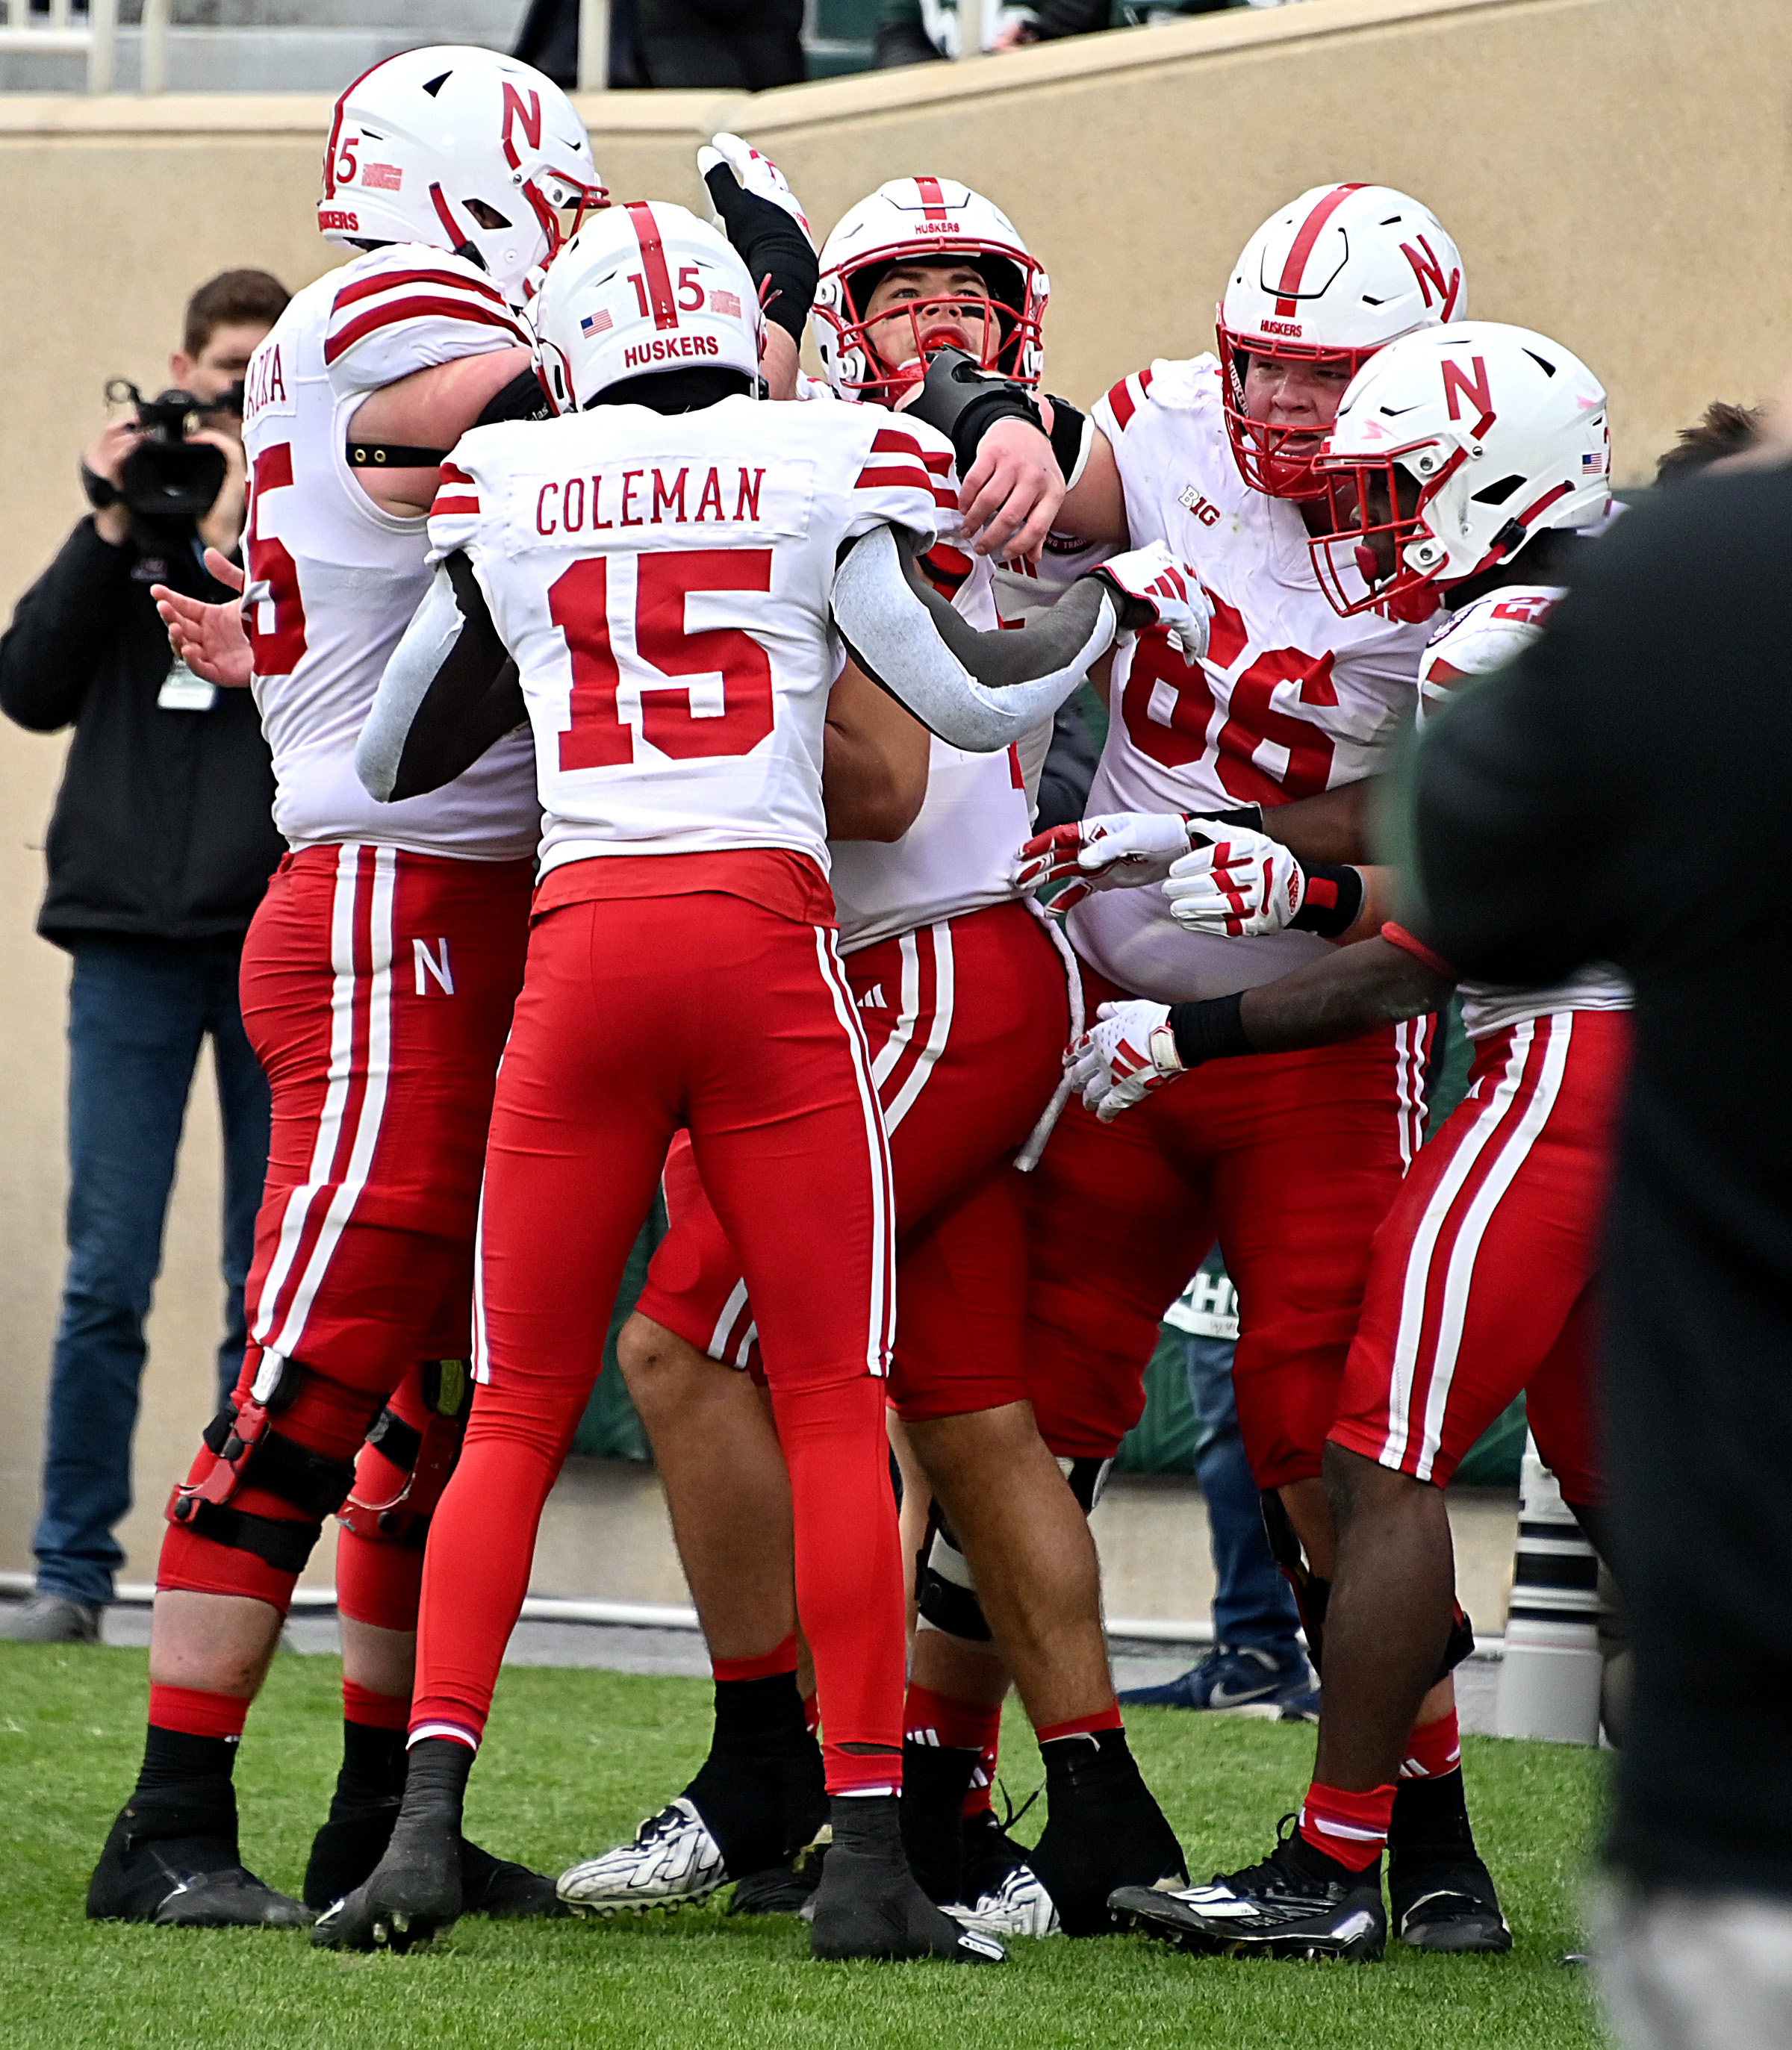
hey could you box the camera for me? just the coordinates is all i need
[105,378,231,520]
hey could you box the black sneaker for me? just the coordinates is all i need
[87,1779,310,1928]
[1388,1844,1512,1954]
[809,1796,1003,1963]
[311,1739,467,1954]
[1027,1728,1187,1937]
[1110,1816,1387,1961]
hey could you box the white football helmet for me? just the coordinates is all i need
[812,178,1047,406]
[532,202,762,415]
[318,46,604,305]
[1216,184,1466,502]
[1310,321,1610,622]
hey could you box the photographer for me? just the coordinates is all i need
[0,270,290,1645]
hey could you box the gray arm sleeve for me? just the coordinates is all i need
[830,524,1118,752]
[356,563,464,800]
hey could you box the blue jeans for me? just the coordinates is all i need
[32,936,270,1604]
[1185,1333,1303,1656]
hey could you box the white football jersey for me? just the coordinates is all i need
[428,396,956,876]
[1417,585,1631,1038]
[241,243,541,861]
[1066,354,1433,1005]
[830,532,1040,953]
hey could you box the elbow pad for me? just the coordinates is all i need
[833,526,1111,752]
[355,564,465,801]
[906,346,1045,476]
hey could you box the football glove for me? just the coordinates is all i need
[1162,823,1307,938]
[1084,543,1212,664]
[698,134,816,343]
[1012,811,1204,913]
[1064,1000,1185,1123]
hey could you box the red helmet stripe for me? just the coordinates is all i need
[321,55,388,200]
[1272,183,1366,317]
[913,175,953,226]
[626,202,682,331]
[1510,479,1574,530]
[429,181,466,248]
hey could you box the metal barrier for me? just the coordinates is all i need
[0,0,169,93]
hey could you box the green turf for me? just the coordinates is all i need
[1,1643,1608,2049]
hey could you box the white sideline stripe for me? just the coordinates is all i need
[814,925,897,1375]
[0,1577,1513,1658]
[882,922,954,1135]
[1412,1016,1572,1482]
[1380,1021,1538,1471]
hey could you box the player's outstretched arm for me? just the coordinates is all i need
[355,550,523,801]
[832,529,1203,752]
[346,347,543,517]
[152,549,250,688]
[824,659,932,841]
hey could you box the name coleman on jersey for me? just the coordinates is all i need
[532,463,770,535]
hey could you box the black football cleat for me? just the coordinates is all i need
[1110,1816,1386,1962]
[1388,1844,1512,1954]
[809,1796,1004,1963]
[1027,1727,1187,1937]
[727,1842,828,1918]
[459,1838,568,1919]
[311,1739,467,1954]
[87,1778,310,1928]
[305,1801,563,1919]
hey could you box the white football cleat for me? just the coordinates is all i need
[557,1798,727,1916]
[948,1860,1061,1940]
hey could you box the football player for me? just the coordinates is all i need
[316,200,1202,1960]
[85,46,606,1932]
[553,179,1186,1943]
[1083,322,1625,1959]
[995,184,1485,1931]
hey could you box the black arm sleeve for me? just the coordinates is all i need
[903,347,1045,476]
[0,519,135,732]
[702,163,818,345]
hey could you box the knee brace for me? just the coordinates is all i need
[337,1358,473,1548]
[166,1352,357,1576]
[915,1454,1114,1646]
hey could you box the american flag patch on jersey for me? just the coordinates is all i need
[709,289,741,317]
[362,163,403,191]
[581,308,614,336]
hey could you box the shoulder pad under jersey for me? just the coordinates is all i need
[324,244,529,399]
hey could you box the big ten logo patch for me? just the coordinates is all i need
[1178,485,1222,527]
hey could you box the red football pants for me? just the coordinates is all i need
[1024,965,1431,1487]
[158,844,531,1608]
[1328,1009,1630,1504]
[408,887,908,1792]
[637,898,1071,1422]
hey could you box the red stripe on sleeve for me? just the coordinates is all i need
[1104,376,1139,432]
[323,296,526,365]
[332,267,509,314]
[438,463,476,488]
[430,496,481,516]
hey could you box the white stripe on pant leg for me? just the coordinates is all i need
[881,923,954,1137]
[1379,1021,1537,1471]
[252,844,366,1349]
[270,845,399,1360]
[1412,1015,1572,1483]
[813,926,897,1376]
[869,931,921,1093]
[707,1279,750,1361]
[470,1171,491,1383]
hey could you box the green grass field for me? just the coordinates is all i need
[1,1642,1609,2050]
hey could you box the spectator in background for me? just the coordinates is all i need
[0,270,288,1645]
[517,0,800,87]
[1121,1264,1316,1716]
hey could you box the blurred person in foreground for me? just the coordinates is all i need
[1387,408,1792,2040]
[0,270,288,1646]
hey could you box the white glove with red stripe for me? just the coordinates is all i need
[1086,543,1212,664]
[697,132,812,240]
[1163,823,1307,938]
[1064,1000,1185,1123]
[1012,811,1202,908]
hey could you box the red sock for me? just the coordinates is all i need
[1400,1708,1462,1780]
[342,1677,410,1731]
[148,1683,249,1742]
[768,1374,906,1795]
[712,1633,800,1685]
[1036,1703,1123,1745]
[1298,1780,1396,1872]
[904,1682,1000,1752]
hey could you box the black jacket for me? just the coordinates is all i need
[1404,466,1792,1899]
[0,517,284,949]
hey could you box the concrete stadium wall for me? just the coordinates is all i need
[1,0,1788,1585]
